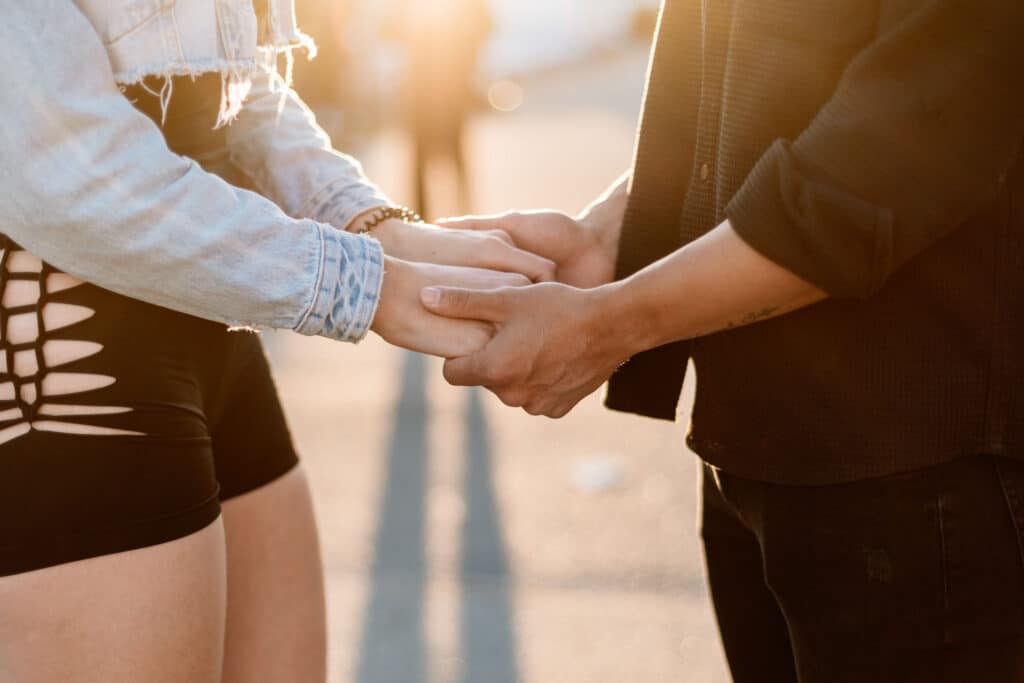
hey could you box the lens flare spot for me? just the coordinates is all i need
[487,79,525,112]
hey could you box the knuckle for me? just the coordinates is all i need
[488,229,513,244]
[497,389,526,408]
[523,401,546,416]
[550,405,572,419]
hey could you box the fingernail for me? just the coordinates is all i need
[421,287,441,306]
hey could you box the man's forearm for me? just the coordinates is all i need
[577,171,630,261]
[423,218,822,418]
[598,220,827,356]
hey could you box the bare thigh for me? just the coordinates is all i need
[0,519,226,683]
[221,464,327,683]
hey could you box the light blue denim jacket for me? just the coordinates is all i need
[0,0,392,342]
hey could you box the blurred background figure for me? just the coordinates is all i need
[391,0,493,218]
[292,0,359,147]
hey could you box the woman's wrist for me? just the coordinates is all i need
[348,217,420,260]
[369,254,402,335]
[344,206,386,233]
[361,218,407,251]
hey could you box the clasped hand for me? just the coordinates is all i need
[367,210,625,418]
[419,211,625,418]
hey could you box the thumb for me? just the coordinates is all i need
[420,286,509,322]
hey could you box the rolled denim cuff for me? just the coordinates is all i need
[294,224,385,343]
[303,176,395,232]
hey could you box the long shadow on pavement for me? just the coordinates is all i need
[355,354,519,683]
[458,388,519,683]
[356,352,429,683]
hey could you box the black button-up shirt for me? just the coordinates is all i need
[606,0,1024,484]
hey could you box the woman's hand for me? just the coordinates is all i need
[363,219,557,283]
[371,256,531,358]
[437,211,617,289]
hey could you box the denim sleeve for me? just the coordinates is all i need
[0,0,382,342]
[225,70,394,229]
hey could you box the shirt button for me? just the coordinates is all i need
[700,163,711,182]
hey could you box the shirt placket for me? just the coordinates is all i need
[679,0,735,246]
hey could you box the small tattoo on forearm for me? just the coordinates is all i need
[721,307,780,332]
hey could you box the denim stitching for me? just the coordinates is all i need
[293,228,383,343]
[293,222,329,334]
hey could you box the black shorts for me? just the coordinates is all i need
[0,75,299,577]
[0,238,299,576]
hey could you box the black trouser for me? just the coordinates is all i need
[701,454,1024,682]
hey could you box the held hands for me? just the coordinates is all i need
[419,282,631,418]
[364,210,626,412]
[356,215,554,359]
[402,209,626,418]
[370,256,530,359]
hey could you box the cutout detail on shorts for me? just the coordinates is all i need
[0,246,144,444]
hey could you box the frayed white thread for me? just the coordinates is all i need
[115,60,261,129]
[112,1,319,128]
[159,76,174,126]
[130,76,174,126]
[215,70,253,129]
[262,0,318,115]
[280,30,318,88]
[260,34,316,119]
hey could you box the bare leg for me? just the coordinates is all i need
[0,519,226,683]
[220,465,327,683]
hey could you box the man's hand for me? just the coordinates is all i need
[419,282,632,417]
[438,211,617,289]
[417,221,829,415]
[372,257,531,359]
[357,218,557,284]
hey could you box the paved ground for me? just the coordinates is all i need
[265,46,732,683]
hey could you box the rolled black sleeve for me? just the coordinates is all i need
[726,0,1024,299]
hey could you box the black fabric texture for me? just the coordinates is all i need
[606,0,1024,484]
[701,454,1024,682]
